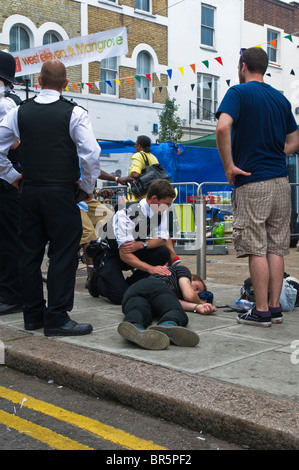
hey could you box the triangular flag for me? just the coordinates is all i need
[174,85,178,92]
[86,83,92,89]
[114,79,121,86]
[106,80,112,88]
[178,67,184,76]
[135,75,141,82]
[81,83,84,89]
[167,69,173,79]
[35,84,39,90]
[155,72,161,81]
[291,69,295,76]
[191,84,195,91]
[159,86,163,93]
[269,39,277,50]
[190,64,196,74]
[65,86,68,91]
[285,34,293,42]
[125,77,132,85]
[226,79,231,87]
[94,81,100,90]
[145,73,151,81]
[202,60,209,69]
[72,83,78,91]
[215,57,223,66]
[255,45,262,48]
[266,73,271,77]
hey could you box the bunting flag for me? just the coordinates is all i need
[269,39,277,50]
[30,35,296,95]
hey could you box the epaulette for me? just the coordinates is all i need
[60,95,87,112]
[19,96,36,105]
[4,91,22,105]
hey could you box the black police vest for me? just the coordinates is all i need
[103,203,162,253]
[4,91,22,172]
[17,96,80,185]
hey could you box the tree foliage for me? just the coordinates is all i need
[153,96,183,143]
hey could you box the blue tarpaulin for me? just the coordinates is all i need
[98,140,230,196]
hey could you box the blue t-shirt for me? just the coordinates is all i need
[216,81,298,187]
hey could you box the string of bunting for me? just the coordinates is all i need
[32,34,297,92]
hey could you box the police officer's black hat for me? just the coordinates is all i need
[0,51,18,85]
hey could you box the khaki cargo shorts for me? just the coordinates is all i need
[232,177,291,258]
[80,199,114,245]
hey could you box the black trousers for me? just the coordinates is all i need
[0,180,22,304]
[122,277,189,328]
[95,245,170,305]
[18,185,82,328]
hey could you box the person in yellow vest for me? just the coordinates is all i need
[129,135,181,266]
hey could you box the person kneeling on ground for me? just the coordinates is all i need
[87,179,176,304]
[118,265,217,350]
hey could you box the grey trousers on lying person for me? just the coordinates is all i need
[122,277,189,329]
[95,245,170,305]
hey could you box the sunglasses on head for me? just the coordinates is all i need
[239,48,247,65]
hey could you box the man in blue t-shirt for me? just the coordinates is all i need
[216,46,299,328]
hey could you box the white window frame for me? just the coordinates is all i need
[135,0,151,14]
[136,51,152,101]
[101,56,118,96]
[197,74,218,122]
[267,28,280,65]
[201,4,215,48]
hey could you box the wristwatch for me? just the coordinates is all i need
[143,241,148,249]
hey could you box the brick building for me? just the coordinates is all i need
[0,0,169,145]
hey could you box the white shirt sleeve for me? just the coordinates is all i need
[69,106,101,194]
[113,209,135,247]
[0,106,20,183]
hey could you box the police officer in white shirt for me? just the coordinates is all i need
[0,59,101,336]
[0,51,23,316]
[87,179,175,304]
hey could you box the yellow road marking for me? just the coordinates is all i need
[0,386,167,450]
[0,410,92,450]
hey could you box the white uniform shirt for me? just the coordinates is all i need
[0,88,101,193]
[113,197,169,248]
[0,82,19,121]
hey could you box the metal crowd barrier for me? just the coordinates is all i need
[96,180,299,280]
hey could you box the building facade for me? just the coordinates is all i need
[0,0,169,145]
[168,0,299,141]
[1,0,298,147]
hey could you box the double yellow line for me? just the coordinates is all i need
[0,385,167,451]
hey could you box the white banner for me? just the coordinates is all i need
[12,27,128,77]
